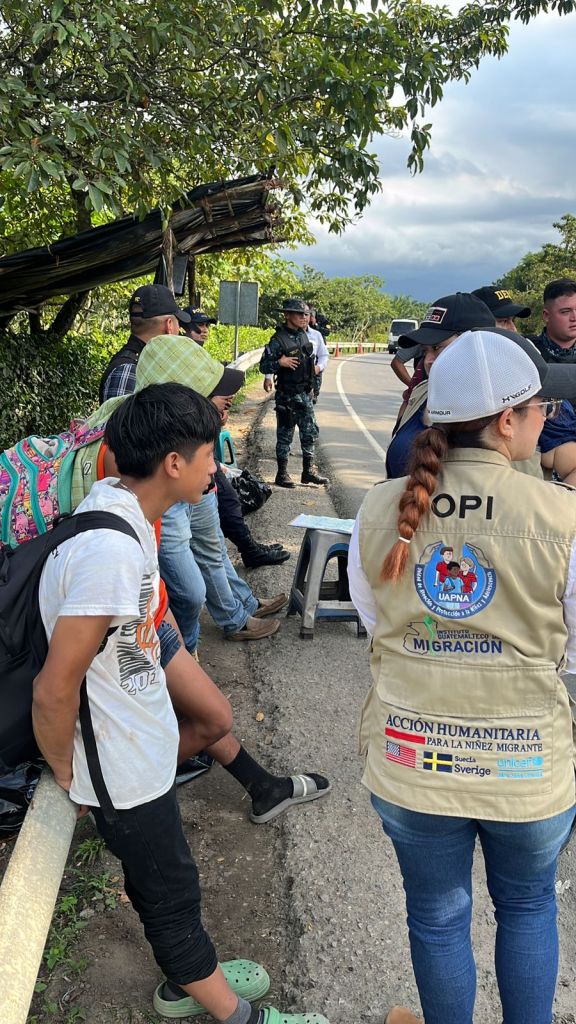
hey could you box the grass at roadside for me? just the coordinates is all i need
[26,831,127,1024]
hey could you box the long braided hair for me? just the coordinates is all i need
[381,415,500,582]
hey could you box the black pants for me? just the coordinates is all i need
[215,464,250,548]
[92,786,218,985]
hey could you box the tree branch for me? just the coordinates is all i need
[47,291,90,340]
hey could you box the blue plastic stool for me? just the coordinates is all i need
[287,527,367,640]
[215,429,238,468]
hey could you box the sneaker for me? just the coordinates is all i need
[253,593,288,618]
[226,616,280,641]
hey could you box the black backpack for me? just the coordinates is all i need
[0,511,139,822]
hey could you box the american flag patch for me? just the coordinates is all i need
[386,741,416,768]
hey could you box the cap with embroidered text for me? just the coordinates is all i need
[472,286,531,319]
[428,331,542,423]
[183,307,217,326]
[398,292,494,348]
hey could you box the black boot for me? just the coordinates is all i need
[275,458,295,488]
[240,539,291,568]
[301,457,328,485]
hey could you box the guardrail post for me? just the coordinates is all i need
[0,770,77,1024]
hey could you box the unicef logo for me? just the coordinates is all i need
[414,541,496,620]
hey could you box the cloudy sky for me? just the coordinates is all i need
[286,9,576,300]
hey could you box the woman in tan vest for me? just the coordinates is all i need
[349,331,576,1024]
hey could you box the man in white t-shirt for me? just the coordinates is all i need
[33,382,328,1024]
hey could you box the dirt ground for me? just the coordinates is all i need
[19,633,291,1024]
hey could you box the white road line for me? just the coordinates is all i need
[335,358,388,463]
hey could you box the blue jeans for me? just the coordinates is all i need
[189,491,258,633]
[159,502,206,653]
[159,493,258,649]
[372,793,576,1024]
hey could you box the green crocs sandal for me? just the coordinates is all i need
[153,959,271,1019]
[259,1010,330,1024]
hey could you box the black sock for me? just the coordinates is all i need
[223,746,292,813]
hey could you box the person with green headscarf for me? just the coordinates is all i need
[85,332,332,826]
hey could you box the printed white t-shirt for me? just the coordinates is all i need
[38,479,179,809]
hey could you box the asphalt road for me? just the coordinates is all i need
[314,353,405,515]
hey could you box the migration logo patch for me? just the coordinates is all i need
[386,741,416,768]
[423,750,453,773]
[414,541,496,620]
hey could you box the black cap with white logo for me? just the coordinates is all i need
[399,292,495,348]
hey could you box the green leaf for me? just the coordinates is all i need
[38,158,61,178]
[26,167,39,192]
[87,183,105,212]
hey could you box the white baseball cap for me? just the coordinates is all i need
[427,330,542,424]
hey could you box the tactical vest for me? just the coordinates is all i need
[98,335,145,404]
[358,448,576,821]
[272,327,315,395]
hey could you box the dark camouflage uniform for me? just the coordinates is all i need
[260,325,319,459]
[274,391,319,459]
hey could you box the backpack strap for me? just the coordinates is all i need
[79,676,117,823]
[36,512,141,824]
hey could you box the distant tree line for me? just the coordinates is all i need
[495,214,576,334]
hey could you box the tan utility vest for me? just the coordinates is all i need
[358,448,576,821]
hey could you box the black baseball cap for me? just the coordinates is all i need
[399,292,495,348]
[490,327,576,402]
[277,298,308,313]
[472,286,531,319]
[183,307,217,326]
[129,284,191,324]
[209,366,245,397]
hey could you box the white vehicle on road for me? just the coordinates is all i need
[387,317,419,353]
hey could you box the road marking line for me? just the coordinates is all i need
[335,359,388,463]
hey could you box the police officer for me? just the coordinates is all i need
[260,297,328,488]
[182,307,218,347]
[349,330,576,1024]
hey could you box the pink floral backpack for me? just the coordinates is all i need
[0,421,106,549]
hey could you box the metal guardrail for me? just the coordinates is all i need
[230,348,264,371]
[230,343,390,370]
[327,341,390,354]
